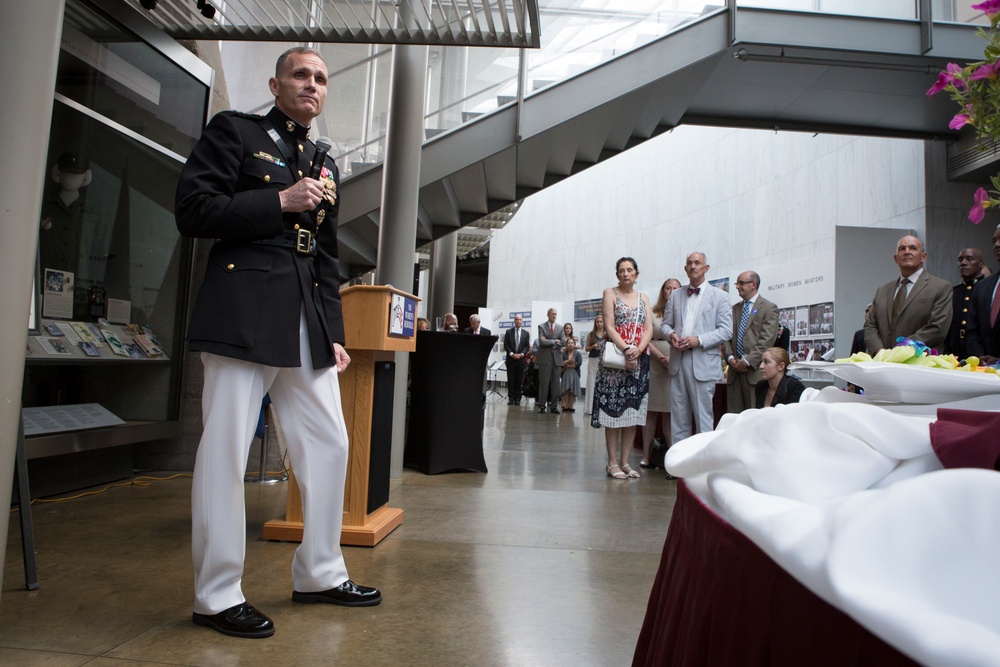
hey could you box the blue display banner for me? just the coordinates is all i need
[574,299,602,322]
[498,310,532,330]
[389,293,416,338]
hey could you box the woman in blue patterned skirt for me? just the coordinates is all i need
[591,257,652,479]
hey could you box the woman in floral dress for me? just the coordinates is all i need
[591,257,652,479]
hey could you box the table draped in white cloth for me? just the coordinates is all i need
[660,387,1000,667]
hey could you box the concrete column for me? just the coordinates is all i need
[0,0,65,601]
[429,232,458,322]
[374,36,429,478]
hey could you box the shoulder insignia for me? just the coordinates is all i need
[220,110,265,121]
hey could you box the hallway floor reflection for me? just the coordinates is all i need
[3,400,676,666]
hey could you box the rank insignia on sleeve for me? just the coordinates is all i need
[253,151,286,168]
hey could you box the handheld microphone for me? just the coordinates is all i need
[308,137,332,180]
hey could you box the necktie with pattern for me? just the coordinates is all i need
[736,301,751,358]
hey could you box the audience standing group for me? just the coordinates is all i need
[479,229,1000,480]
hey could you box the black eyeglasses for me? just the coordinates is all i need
[735,280,754,286]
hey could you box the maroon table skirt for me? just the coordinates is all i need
[632,481,919,667]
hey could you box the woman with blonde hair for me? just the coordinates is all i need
[755,347,806,408]
[641,278,681,468]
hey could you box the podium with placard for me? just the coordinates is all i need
[262,285,418,546]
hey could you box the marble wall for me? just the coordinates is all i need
[487,125,934,330]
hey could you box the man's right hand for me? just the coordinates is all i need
[279,178,325,212]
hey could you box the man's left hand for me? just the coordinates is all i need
[333,343,351,372]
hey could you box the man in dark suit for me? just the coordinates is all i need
[504,314,530,404]
[722,270,779,412]
[946,247,987,359]
[966,226,1000,363]
[176,47,380,640]
[863,235,952,354]
[464,314,492,336]
[536,307,567,413]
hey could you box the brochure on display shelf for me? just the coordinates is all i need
[26,318,170,362]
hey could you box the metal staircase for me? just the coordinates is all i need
[334,6,983,276]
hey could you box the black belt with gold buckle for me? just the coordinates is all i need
[252,229,317,256]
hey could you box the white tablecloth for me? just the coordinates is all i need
[666,387,1000,667]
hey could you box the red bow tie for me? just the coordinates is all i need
[687,287,700,296]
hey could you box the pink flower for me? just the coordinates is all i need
[948,63,967,90]
[969,187,990,224]
[970,61,1000,81]
[973,0,1000,17]
[927,70,955,96]
[927,64,967,95]
[950,113,973,130]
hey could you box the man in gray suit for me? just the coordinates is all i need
[722,271,779,412]
[863,235,952,354]
[660,252,733,445]
[536,307,567,413]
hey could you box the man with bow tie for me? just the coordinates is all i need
[659,252,733,445]
[722,271,779,412]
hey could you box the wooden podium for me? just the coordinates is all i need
[262,285,418,546]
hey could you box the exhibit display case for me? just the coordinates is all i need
[22,0,212,475]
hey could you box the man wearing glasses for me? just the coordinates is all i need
[722,271,779,412]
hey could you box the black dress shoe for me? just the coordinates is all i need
[538,407,546,413]
[550,408,560,414]
[192,602,274,638]
[292,580,382,607]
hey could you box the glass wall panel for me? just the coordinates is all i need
[59,0,209,158]
[932,0,991,24]
[737,0,917,19]
[25,0,209,425]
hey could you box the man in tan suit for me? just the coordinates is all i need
[863,235,952,354]
[722,271,779,412]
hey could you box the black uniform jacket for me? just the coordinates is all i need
[176,107,343,369]
[965,272,1000,360]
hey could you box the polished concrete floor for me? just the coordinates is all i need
[2,398,677,666]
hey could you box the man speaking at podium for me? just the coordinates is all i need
[176,47,380,639]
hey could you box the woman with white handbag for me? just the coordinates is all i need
[590,257,653,479]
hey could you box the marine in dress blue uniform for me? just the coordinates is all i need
[176,47,380,640]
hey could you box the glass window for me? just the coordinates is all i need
[58,0,209,157]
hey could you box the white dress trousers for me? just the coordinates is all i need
[192,311,349,615]
[669,351,717,446]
